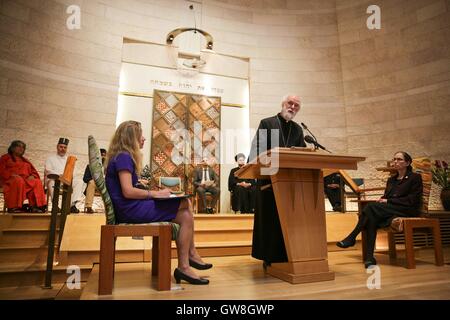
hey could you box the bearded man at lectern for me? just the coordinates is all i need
[247,94,306,269]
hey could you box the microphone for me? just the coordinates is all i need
[301,122,318,142]
[304,135,332,153]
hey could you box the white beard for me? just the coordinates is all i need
[281,111,294,121]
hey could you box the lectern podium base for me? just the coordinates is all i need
[267,261,335,284]
[235,148,365,285]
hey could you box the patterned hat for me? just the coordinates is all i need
[58,137,69,145]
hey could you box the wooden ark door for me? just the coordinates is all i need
[150,90,221,204]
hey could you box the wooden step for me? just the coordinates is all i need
[0,215,13,232]
[0,284,63,300]
[196,246,251,257]
[193,228,252,242]
[0,228,57,245]
[195,224,253,231]
[191,240,252,248]
[0,263,92,288]
[193,240,252,257]
[60,240,253,266]
[0,262,58,272]
[193,214,254,227]
[60,250,148,266]
[193,213,253,218]
[0,242,58,249]
[168,240,252,258]
[0,244,57,265]
[7,214,53,229]
[194,214,253,219]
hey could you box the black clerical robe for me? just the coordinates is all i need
[248,113,306,263]
[228,166,256,213]
[248,114,306,163]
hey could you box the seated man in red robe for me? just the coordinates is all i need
[0,140,46,213]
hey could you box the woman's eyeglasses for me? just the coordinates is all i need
[392,158,405,162]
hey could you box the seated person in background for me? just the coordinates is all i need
[228,153,256,214]
[0,140,46,213]
[193,157,220,214]
[45,137,84,213]
[105,120,211,285]
[324,172,342,212]
[83,148,107,213]
[336,151,423,268]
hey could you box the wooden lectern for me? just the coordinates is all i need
[235,147,365,284]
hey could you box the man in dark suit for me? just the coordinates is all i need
[193,157,219,214]
[248,94,306,268]
[324,172,343,212]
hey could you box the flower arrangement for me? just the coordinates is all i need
[134,164,152,190]
[432,160,449,189]
[141,164,152,181]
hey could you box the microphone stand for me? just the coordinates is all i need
[311,140,332,154]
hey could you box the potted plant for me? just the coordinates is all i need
[432,160,450,211]
[136,164,152,190]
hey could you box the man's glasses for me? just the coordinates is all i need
[285,101,300,110]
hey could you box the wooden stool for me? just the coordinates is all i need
[98,224,173,295]
[362,217,444,269]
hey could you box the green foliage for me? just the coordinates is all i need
[432,160,449,189]
[141,164,152,181]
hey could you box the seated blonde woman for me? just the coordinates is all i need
[105,120,212,285]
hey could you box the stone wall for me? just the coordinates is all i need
[203,0,346,154]
[336,0,450,208]
[0,0,346,180]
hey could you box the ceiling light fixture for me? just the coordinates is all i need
[166,27,214,51]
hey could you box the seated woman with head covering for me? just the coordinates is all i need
[228,153,256,214]
[0,140,46,213]
[336,151,423,268]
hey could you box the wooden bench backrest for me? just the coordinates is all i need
[88,135,116,225]
[338,170,361,194]
[59,155,77,186]
[411,157,432,214]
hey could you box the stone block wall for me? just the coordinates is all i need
[0,0,448,209]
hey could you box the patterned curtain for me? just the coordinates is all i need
[150,90,221,196]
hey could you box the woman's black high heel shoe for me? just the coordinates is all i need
[174,268,209,285]
[189,259,213,270]
[336,238,356,248]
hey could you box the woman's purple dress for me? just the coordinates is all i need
[105,152,181,224]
